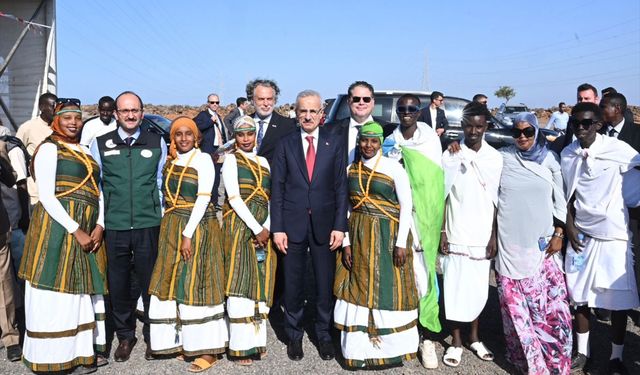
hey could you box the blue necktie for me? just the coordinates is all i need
[257,120,265,150]
[125,137,134,146]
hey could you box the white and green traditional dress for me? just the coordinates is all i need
[221,149,275,358]
[148,148,228,356]
[18,137,107,372]
[333,150,419,368]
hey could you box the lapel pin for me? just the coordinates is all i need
[271,123,277,128]
[325,142,330,146]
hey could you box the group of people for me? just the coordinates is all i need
[0,78,638,375]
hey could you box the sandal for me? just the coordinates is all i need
[443,346,463,367]
[469,341,494,361]
[187,357,218,373]
[176,354,186,361]
[235,358,253,366]
[95,354,109,367]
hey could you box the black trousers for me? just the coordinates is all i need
[282,224,336,343]
[105,227,159,343]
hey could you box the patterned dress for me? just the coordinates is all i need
[18,138,107,372]
[148,150,227,356]
[222,151,275,357]
[333,160,418,368]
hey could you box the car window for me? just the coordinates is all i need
[372,97,393,122]
[442,98,468,126]
[505,106,528,113]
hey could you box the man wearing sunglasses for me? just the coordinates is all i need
[418,91,448,136]
[326,81,392,164]
[561,102,640,375]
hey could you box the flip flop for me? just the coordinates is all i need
[187,357,217,373]
[443,346,463,367]
[95,354,109,367]
[469,341,494,361]
[235,358,253,366]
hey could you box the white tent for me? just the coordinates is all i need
[0,0,56,132]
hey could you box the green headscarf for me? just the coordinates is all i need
[359,121,384,142]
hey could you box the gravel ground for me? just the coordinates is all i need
[2,271,640,374]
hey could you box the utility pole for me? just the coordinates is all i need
[422,49,429,92]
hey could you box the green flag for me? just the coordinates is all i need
[401,147,444,333]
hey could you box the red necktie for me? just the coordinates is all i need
[305,135,316,181]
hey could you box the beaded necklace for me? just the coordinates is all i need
[222,150,269,219]
[352,151,399,223]
[56,141,100,198]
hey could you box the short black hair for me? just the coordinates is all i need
[397,94,420,105]
[601,87,617,97]
[430,91,444,102]
[577,83,598,97]
[572,102,602,121]
[559,102,566,107]
[347,81,374,97]
[38,92,57,106]
[236,97,248,106]
[115,91,144,110]
[98,96,115,107]
[472,94,487,102]
[461,101,491,124]
[602,92,627,112]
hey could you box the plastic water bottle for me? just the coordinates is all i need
[538,237,547,252]
[255,247,266,263]
[569,233,586,272]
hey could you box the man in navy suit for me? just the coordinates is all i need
[418,91,448,136]
[271,90,348,362]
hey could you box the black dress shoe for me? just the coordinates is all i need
[318,340,335,360]
[287,340,303,361]
[6,345,21,362]
[113,337,137,362]
[145,345,155,360]
[594,307,611,322]
[608,358,628,375]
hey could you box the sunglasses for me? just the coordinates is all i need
[511,126,536,139]
[570,118,598,128]
[396,105,421,114]
[208,101,220,104]
[56,98,81,107]
[351,96,372,103]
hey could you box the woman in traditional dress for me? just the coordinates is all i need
[18,98,108,374]
[148,117,227,372]
[221,116,274,366]
[333,121,419,368]
[495,113,572,374]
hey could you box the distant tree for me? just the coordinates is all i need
[495,86,516,103]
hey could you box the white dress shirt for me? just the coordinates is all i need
[347,115,373,164]
[301,127,319,158]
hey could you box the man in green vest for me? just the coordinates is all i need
[90,91,167,363]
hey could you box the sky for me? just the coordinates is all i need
[56,0,640,108]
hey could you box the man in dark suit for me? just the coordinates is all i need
[245,79,297,164]
[418,91,448,136]
[223,97,249,138]
[271,90,348,362]
[325,81,392,165]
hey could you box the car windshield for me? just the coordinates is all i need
[505,106,528,113]
[145,114,172,132]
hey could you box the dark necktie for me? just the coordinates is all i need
[608,127,618,137]
[354,125,362,161]
[306,135,316,181]
[125,136,134,146]
[257,121,265,150]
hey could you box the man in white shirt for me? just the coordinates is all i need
[80,96,117,147]
[418,91,448,136]
[546,102,569,131]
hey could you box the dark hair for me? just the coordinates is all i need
[472,94,487,102]
[461,101,491,124]
[38,92,57,106]
[115,91,144,110]
[430,91,444,102]
[572,102,602,121]
[577,83,598,97]
[559,102,566,107]
[246,79,280,102]
[235,97,248,106]
[98,96,115,107]
[602,92,627,112]
[601,87,617,97]
[397,93,421,105]
[347,81,374,97]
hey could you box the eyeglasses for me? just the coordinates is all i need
[351,96,372,103]
[570,118,598,129]
[56,98,81,107]
[297,108,322,116]
[116,108,142,116]
[511,127,536,138]
[396,105,421,114]
[208,101,220,105]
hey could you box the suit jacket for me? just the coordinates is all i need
[223,108,242,138]
[325,116,394,162]
[256,111,297,164]
[418,106,448,129]
[270,127,348,243]
[617,120,640,152]
[193,110,227,154]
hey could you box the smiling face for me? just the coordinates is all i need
[57,105,83,140]
[513,121,536,151]
[296,95,323,134]
[98,101,115,125]
[397,97,420,129]
[115,93,144,133]
[252,85,276,118]
[173,124,197,154]
[572,110,602,148]
[359,136,381,159]
[462,115,487,149]
[348,85,374,123]
[234,126,257,152]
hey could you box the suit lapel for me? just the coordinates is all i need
[259,113,279,153]
[292,132,309,184]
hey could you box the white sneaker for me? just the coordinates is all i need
[419,339,438,369]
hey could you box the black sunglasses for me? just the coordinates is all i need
[396,105,421,114]
[570,118,598,128]
[208,101,220,104]
[351,96,372,103]
[56,98,81,107]
[511,126,536,139]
